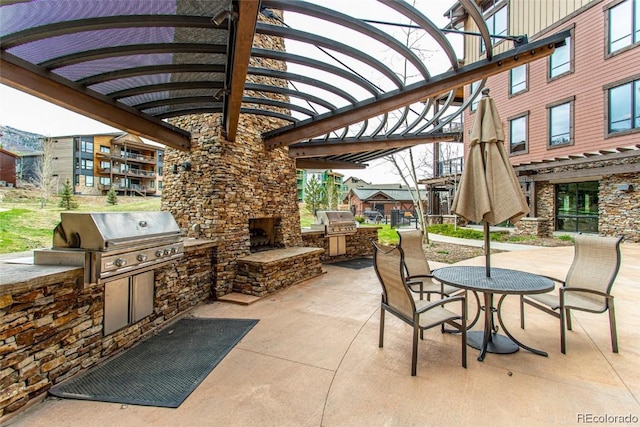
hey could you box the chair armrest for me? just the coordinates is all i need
[415,294,465,314]
[406,274,433,281]
[559,287,612,299]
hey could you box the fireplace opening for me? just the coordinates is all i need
[249,217,281,252]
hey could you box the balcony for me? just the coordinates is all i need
[437,156,464,177]
[106,168,156,178]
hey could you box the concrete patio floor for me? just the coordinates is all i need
[4,243,639,427]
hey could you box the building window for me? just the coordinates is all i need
[549,33,572,79]
[81,159,94,170]
[480,5,507,53]
[470,80,482,111]
[509,114,528,154]
[555,181,599,233]
[607,77,640,134]
[548,98,574,147]
[607,0,639,54]
[100,146,110,153]
[509,65,527,95]
[85,175,94,187]
[80,138,93,153]
[99,177,111,186]
[100,161,110,169]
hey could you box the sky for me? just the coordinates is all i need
[0,0,458,184]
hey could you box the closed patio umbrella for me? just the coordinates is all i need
[451,88,529,277]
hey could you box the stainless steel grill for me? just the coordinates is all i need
[310,211,357,236]
[310,211,357,257]
[34,211,184,335]
[34,211,184,286]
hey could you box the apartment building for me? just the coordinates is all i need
[445,0,640,242]
[48,132,164,196]
[296,169,346,202]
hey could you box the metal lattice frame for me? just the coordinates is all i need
[0,0,569,168]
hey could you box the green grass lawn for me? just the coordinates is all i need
[0,192,570,255]
[0,193,161,254]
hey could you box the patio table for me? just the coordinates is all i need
[432,266,554,361]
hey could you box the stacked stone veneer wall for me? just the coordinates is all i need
[161,114,302,297]
[528,155,640,242]
[514,217,551,237]
[160,14,308,297]
[235,248,324,297]
[0,243,214,418]
[599,172,640,242]
[300,228,379,263]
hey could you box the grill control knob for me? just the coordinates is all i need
[170,246,178,254]
[137,254,148,262]
[156,250,164,258]
[114,258,127,267]
[163,248,170,256]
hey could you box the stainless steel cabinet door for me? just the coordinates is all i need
[104,277,130,335]
[131,271,154,322]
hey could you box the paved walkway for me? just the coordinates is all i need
[4,243,639,427]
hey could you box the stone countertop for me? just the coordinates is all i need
[182,237,220,249]
[0,238,217,296]
[0,263,84,296]
[301,228,324,235]
[237,247,324,264]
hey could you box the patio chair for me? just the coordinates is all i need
[520,234,623,354]
[371,239,467,376]
[398,229,480,328]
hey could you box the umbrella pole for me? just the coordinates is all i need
[484,221,491,277]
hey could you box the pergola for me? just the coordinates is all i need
[0,0,568,169]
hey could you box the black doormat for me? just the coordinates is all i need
[330,258,373,270]
[49,317,258,408]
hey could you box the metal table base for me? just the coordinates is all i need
[466,331,518,356]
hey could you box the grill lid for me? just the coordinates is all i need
[315,210,355,224]
[53,212,182,251]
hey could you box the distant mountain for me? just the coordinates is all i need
[0,125,44,154]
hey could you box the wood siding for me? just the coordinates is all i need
[462,0,640,165]
[50,137,74,188]
[464,0,596,63]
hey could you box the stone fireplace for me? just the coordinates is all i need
[160,12,324,298]
[161,113,307,297]
[249,216,282,252]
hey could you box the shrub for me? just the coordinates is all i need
[354,215,365,224]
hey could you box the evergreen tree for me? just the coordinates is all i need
[106,186,118,205]
[324,176,343,210]
[304,175,324,215]
[58,178,79,210]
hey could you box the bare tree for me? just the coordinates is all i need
[33,137,57,208]
[385,149,431,242]
[382,6,437,243]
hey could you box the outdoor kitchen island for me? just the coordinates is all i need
[0,237,217,417]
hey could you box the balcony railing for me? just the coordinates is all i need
[99,183,157,195]
[105,168,156,178]
[102,151,156,164]
[437,156,464,177]
[441,121,463,133]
